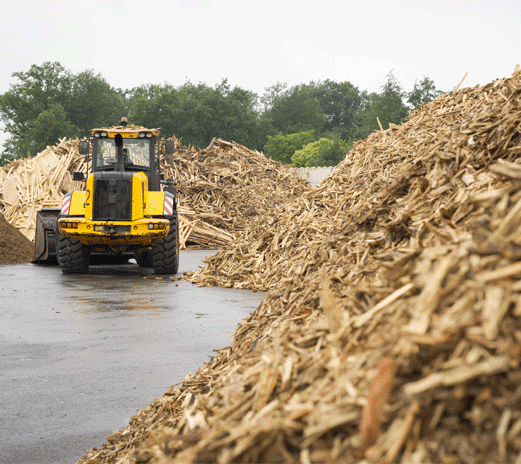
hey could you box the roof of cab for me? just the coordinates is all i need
[89,124,161,137]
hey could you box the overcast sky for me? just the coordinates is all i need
[0,0,520,148]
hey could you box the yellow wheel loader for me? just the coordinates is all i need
[33,120,179,275]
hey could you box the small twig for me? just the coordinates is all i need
[385,401,420,463]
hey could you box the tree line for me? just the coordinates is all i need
[0,61,445,166]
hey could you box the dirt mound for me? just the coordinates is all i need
[0,211,34,264]
[76,67,521,464]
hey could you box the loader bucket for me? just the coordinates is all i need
[33,208,61,263]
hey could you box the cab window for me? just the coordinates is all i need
[94,138,151,169]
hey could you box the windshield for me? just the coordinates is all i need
[95,138,151,169]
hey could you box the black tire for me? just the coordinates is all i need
[90,254,130,265]
[57,234,90,274]
[134,249,153,267]
[152,213,179,275]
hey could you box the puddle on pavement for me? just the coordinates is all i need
[74,296,168,315]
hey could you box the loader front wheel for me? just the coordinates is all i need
[152,213,179,275]
[134,249,153,267]
[57,234,90,274]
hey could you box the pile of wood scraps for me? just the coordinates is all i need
[0,138,85,240]
[187,67,521,292]
[77,66,521,464]
[176,205,234,249]
[0,211,35,264]
[161,137,310,234]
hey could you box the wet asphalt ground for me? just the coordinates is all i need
[0,250,265,464]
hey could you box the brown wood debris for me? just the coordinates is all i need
[160,137,310,237]
[75,66,521,464]
[359,357,397,452]
[0,210,34,264]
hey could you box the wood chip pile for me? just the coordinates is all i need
[77,67,521,464]
[0,138,86,240]
[161,137,310,237]
[187,67,521,292]
[0,134,307,249]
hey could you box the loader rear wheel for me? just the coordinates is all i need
[57,234,90,274]
[152,213,179,275]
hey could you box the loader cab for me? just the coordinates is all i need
[89,127,161,191]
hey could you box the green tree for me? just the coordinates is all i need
[263,130,315,164]
[306,79,364,141]
[204,80,260,149]
[130,80,261,149]
[291,137,350,167]
[26,103,80,154]
[259,82,288,111]
[354,71,409,140]
[0,62,127,163]
[318,138,351,166]
[261,85,326,136]
[130,83,179,137]
[66,69,128,131]
[407,76,444,110]
[0,62,72,160]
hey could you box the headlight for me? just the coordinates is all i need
[139,132,146,138]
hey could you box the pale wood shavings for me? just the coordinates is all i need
[0,138,85,239]
[161,137,309,244]
[75,67,521,464]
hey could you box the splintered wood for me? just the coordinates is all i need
[0,138,86,239]
[0,136,307,249]
[76,66,521,464]
[160,137,310,235]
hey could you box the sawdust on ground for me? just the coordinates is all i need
[0,211,34,264]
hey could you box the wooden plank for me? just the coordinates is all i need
[2,176,18,206]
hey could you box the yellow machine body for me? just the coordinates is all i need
[34,122,179,274]
[58,171,170,248]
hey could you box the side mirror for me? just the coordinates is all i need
[165,140,176,155]
[73,172,85,182]
[78,140,89,155]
